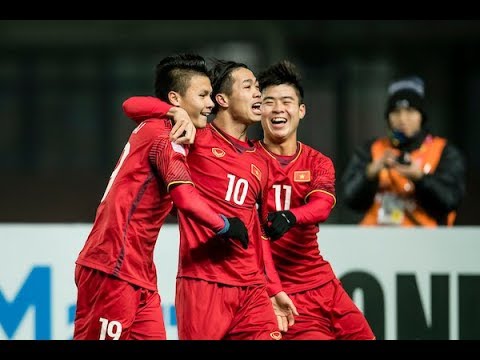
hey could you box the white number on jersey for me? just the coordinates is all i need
[225,174,249,205]
[100,142,131,203]
[273,184,292,211]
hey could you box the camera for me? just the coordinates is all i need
[396,152,411,165]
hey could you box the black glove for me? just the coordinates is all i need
[265,210,296,240]
[217,216,249,249]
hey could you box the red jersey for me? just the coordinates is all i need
[76,119,192,291]
[177,123,269,287]
[256,141,337,294]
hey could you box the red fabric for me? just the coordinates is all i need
[76,119,178,291]
[176,124,270,287]
[122,96,172,124]
[261,235,283,297]
[281,279,375,340]
[175,278,280,340]
[290,191,334,225]
[170,185,224,233]
[74,265,166,340]
[256,141,337,294]
[76,113,228,292]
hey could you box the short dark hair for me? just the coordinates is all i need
[154,53,209,103]
[257,60,304,104]
[209,58,249,114]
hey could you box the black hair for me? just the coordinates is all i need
[209,58,249,114]
[154,53,209,103]
[257,60,304,104]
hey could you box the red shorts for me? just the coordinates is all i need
[175,278,281,340]
[73,265,166,340]
[283,278,375,340]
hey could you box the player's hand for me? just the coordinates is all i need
[169,107,196,145]
[217,216,249,249]
[270,291,299,332]
[265,210,296,240]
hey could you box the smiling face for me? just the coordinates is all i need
[261,83,306,145]
[222,67,262,125]
[174,74,214,128]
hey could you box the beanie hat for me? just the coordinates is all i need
[385,76,426,122]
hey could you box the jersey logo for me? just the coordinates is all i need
[294,170,310,182]
[171,142,186,156]
[269,331,282,340]
[251,164,262,182]
[212,147,226,158]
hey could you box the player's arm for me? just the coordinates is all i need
[152,136,248,245]
[259,174,298,332]
[265,191,335,239]
[123,96,195,145]
[123,96,172,124]
[256,166,283,296]
[290,191,335,225]
[265,156,336,240]
[170,185,248,247]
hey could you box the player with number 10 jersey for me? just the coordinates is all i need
[177,123,269,285]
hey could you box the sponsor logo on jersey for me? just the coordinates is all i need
[251,164,262,182]
[294,170,311,182]
[270,331,282,340]
[212,147,226,158]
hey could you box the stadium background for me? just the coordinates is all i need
[1,20,479,225]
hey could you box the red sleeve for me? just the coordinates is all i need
[289,153,336,225]
[290,191,335,225]
[262,236,283,297]
[170,186,225,232]
[309,154,336,197]
[259,164,283,297]
[150,136,225,232]
[150,136,192,189]
[123,96,172,125]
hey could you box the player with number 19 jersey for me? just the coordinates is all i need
[256,141,336,294]
[76,119,191,290]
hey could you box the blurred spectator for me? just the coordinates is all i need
[341,76,465,226]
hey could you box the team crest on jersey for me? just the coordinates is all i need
[251,164,262,182]
[294,170,311,182]
[212,147,226,158]
[270,331,282,340]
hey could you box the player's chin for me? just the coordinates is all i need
[249,113,262,123]
[193,118,208,128]
[269,128,289,140]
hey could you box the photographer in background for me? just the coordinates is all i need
[341,76,465,226]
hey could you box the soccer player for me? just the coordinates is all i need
[122,59,297,340]
[256,60,375,339]
[73,54,249,340]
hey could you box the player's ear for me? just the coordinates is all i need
[168,91,181,107]
[215,93,228,110]
[299,103,306,120]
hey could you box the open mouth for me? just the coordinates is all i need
[271,117,287,125]
[252,102,262,115]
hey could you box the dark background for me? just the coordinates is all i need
[1,20,478,224]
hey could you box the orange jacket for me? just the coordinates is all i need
[361,135,456,227]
